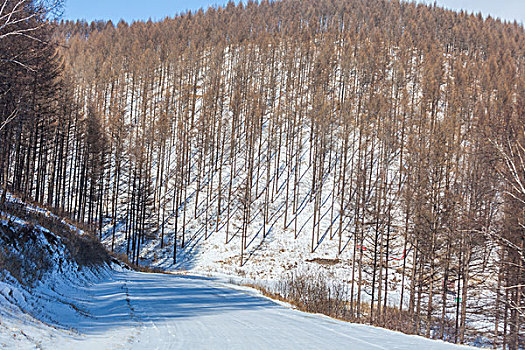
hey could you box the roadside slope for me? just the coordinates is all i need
[0,196,113,349]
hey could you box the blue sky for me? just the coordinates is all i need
[63,0,524,24]
[421,0,524,24]
[63,0,241,23]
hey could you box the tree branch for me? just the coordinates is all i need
[0,108,19,132]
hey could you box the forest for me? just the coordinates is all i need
[0,0,524,348]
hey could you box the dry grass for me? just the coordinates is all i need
[305,258,341,265]
[110,252,170,274]
[240,271,349,319]
[240,271,417,337]
[1,200,109,267]
[0,199,112,287]
[0,224,52,287]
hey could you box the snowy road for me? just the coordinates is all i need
[7,270,470,350]
[1,270,478,349]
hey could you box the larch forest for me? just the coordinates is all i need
[0,0,524,348]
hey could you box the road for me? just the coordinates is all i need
[18,270,473,350]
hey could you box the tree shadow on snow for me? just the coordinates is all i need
[38,272,279,335]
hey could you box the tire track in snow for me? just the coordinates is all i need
[118,279,145,348]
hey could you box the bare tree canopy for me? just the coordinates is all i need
[0,0,62,41]
[0,0,63,133]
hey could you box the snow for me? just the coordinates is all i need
[0,269,476,349]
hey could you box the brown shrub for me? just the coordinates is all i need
[1,201,109,267]
[272,271,349,320]
[0,224,52,287]
[110,252,164,273]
